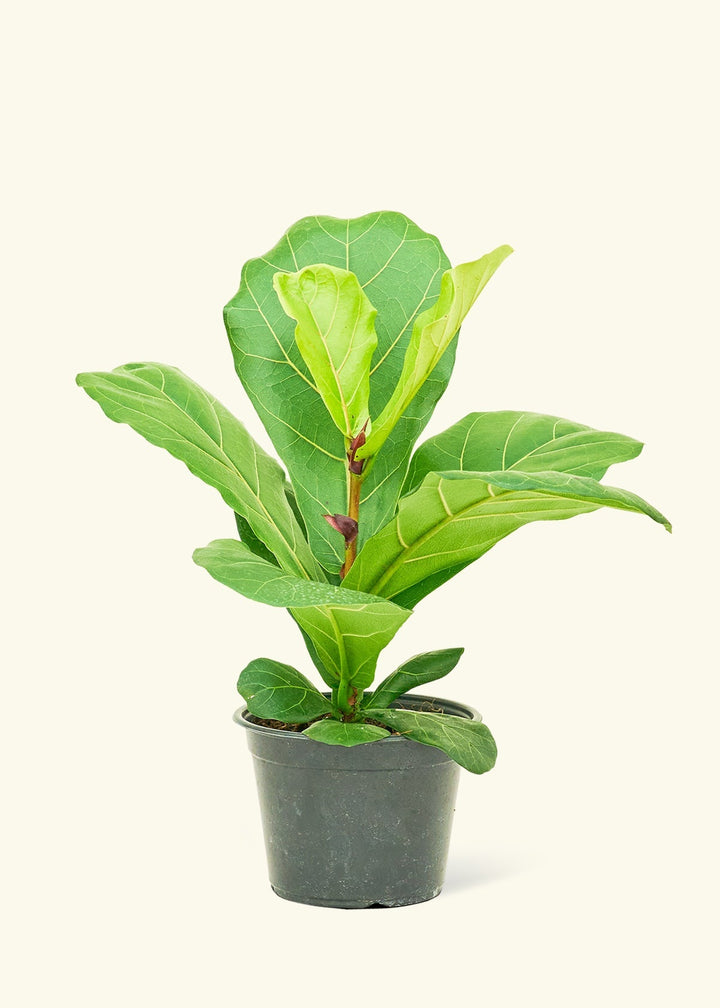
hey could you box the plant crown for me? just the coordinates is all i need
[77,212,670,772]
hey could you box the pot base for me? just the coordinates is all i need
[270,883,443,909]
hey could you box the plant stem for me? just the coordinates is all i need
[340,473,362,578]
[336,679,361,719]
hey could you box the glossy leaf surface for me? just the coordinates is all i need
[194,539,379,607]
[364,708,497,774]
[237,657,333,723]
[363,648,464,710]
[405,410,643,491]
[303,720,390,746]
[76,363,321,580]
[345,469,671,608]
[224,211,453,572]
[273,265,377,439]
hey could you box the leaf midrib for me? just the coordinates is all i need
[305,274,365,437]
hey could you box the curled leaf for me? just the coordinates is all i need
[273,265,378,440]
[358,246,513,460]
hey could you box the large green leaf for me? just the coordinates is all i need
[192,539,411,688]
[293,601,411,690]
[237,657,333,723]
[76,363,321,580]
[344,469,671,608]
[303,720,390,746]
[360,247,513,460]
[405,410,643,492]
[224,212,454,573]
[273,265,378,440]
[364,708,497,774]
[362,648,464,710]
[194,538,386,607]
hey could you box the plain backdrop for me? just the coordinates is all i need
[3,1,718,1005]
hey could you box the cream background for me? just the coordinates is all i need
[3,1,718,1005]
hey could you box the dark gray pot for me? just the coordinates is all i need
[234,694,477,909]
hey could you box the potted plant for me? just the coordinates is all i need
[76,211,670,908]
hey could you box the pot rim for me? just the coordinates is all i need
[233,692,481,740]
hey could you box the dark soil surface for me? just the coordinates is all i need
[246,697,445,734]
[245,714,316,731]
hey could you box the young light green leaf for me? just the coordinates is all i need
[344,469,671,608]
[224,212,455,572]
[362,648,465,710]
[363,709,497,774]
[273,265,378,440]
[76,363,322,581]
[192,539,411,688]
[303,720,390,747]
[404,410,644,492]
[359,246,513,460]
[237,657,333,723]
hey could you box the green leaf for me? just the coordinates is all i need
[404,410,644,492]
[363,708,497,774]
[234,512,278,566]
[293,601,411,690]
[224,211,455,573]
[192,538,411,688]
[292,617,336,684]
[303,720,390,746]
[273,265,378,440]
[284,483,308,538]
[359,247,513,460]
[194,538,384,607]
[344,469,671,608]
[237,657,333,723]
[76,363,321,581]
[363,648,464,710]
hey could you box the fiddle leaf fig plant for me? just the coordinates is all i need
[77,211,670,776]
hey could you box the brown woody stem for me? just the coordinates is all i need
[340,473,362,578]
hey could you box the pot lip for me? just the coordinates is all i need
[233,692,481,741]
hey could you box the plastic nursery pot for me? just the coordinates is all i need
[234,693,478,909]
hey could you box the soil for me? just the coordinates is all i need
[246,697,445,734]
[245,714,316,731]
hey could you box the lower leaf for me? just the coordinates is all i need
[303,720,390,746]
[292,601,411,691]
[238,657,333,723]
[362,648,464,710]
[364,708,497,774]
